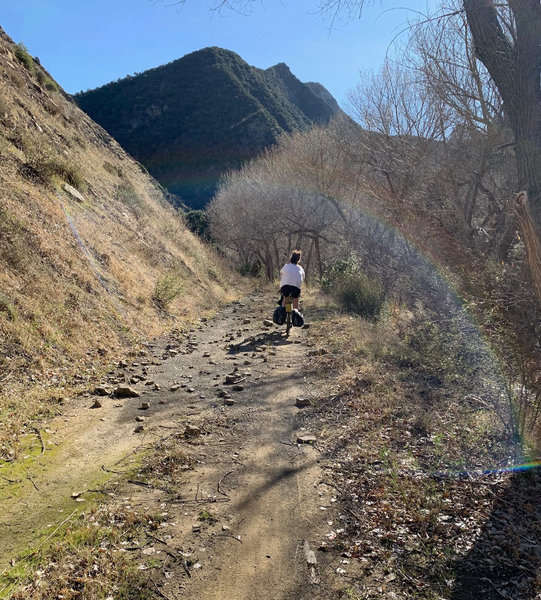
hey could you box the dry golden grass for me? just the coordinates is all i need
[0,29,240,459]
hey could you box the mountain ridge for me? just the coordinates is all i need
[75,47,341,208]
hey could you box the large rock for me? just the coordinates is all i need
[113,386,141,398]
[63,183,84,203]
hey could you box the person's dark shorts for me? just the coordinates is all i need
[280,285,301,298]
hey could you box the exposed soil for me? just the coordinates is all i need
[1,292,341,598]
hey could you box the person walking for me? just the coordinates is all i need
[279,250,304,309]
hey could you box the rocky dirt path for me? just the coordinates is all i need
[1,291,338,598]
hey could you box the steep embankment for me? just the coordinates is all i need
[75,47,341,208]
[0,28,234,461]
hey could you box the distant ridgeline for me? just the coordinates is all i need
[75,47,341,209]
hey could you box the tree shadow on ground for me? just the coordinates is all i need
[450,468,541,600]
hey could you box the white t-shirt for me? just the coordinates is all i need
[280,262,305,289]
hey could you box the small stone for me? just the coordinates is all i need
[134,425,145,433]
[232,385,244,392]
[297,434,317,444]
[295,397,312,407]
[224,398,236,406]
[140,402,151,410]
[192,524,201,533]
[135,416,145,422]
[243,318,250,324]
[90,399,102,409]
[118,360,129,368]
[187,387,195,393]
[170,384,181,392]
[263,319,273,327]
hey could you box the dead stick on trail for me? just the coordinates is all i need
[32,427,45,455]
[217,470,234,497]
[27,476,39,491]
[149,576,176,600]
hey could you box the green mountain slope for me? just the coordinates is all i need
[75,47,340,208]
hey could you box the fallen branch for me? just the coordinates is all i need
[32,427,45,455]
[149,576,176,600]
[26,476,39,491]
[217,470,234,497]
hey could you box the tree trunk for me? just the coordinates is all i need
[510,192,541,306]
[315,236,323,279]
[463,0,541,285]
[304,238,315,281]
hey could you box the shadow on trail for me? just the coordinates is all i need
[450,469,541,600]
[226,330,298,353]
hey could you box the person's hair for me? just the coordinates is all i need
[290,250,302,264]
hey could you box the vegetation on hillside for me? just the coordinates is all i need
[0,26,234,461]
[75,47,340,208]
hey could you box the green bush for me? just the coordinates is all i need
[36,69,58,91]
[14,43,34,74]
[322,256,385,321]
[152,271,184,309]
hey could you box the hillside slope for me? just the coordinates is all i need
[0,28,234,440]
[75,47,341,208]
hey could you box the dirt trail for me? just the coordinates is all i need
[1,292,336,598]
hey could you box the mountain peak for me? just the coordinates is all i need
[76,49,341,208]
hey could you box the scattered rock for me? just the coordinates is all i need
[302,323,311,329]
[71,491,83,498]
[263,319,273,327]
[94,386,111,396]
[307,348,327,356]
[135,416,145,422]
[296,397,312,408]
[224,398,236,406]
[140,402,151,410]
[232,385,244,392]
[184,425,201,437]
[113,386,140,398]
[170,384,181,392]
[134,425,145,433]
[118,360,129,368]
[90,399,102,409]
[297,434,317,444]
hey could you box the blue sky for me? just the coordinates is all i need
[0,0,431,108]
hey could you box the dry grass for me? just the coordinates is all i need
[2,505,163,600]
[301,301,533,599]
[0,29,239,461]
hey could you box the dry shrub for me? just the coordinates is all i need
[152,270,184,309]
